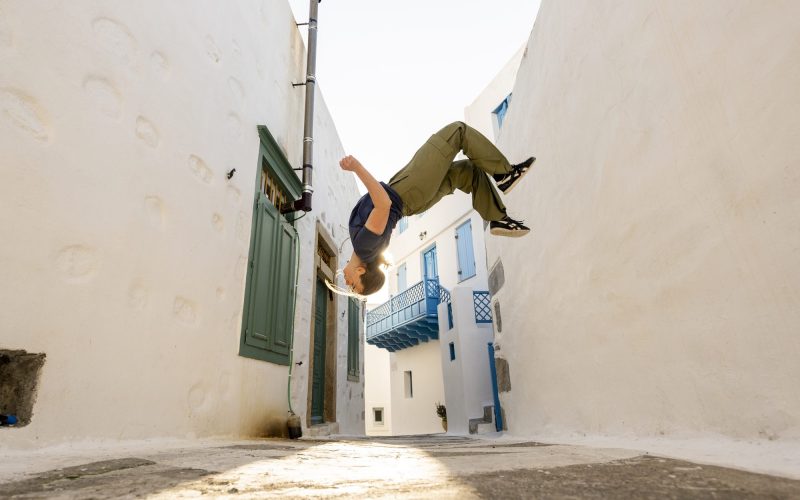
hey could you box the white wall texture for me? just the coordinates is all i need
[464,46,525,142]
[0,0,363,447]
[487,0,800,441]
[364,343,392,436]
[438,287,495,435]
[388,340,446,436]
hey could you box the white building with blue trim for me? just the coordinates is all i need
[363,50,525,435]
[364,195,498,436]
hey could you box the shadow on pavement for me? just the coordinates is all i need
[2,435,800,499]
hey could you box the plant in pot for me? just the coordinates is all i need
[435,402,447,431]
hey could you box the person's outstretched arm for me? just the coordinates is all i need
[340,155,391,235]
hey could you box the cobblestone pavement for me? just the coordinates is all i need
[2,435,800,499]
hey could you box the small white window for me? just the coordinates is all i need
[404,370,413,398]
[373,407,384,425]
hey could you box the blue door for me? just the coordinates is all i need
[422,246,439,313]
[422,246,438,281]
[455,220,476,281]
[397,263,407,292]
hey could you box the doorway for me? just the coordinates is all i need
[307,224,339,427]
[422,244,438,282]
[310,278,327,424]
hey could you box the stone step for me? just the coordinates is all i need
[475,422,496,435]
[306,422,340,437]
[468,405,495,434]
[482,405,494,422]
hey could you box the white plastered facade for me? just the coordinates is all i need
[486,0,800,442]
[0,0,364,447]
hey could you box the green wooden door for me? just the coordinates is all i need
[310,278,327,424]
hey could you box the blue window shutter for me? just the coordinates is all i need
[449,342,456,361]
[493,93,512,129]
[455,220,476,281]
[397,263,407,292]
[398,217,408,233]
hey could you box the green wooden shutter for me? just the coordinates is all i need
[270,220,297,356]
[240,193,298,365]
[347,298,360,379]
[244,194,279,350]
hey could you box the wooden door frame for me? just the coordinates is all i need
[421,243,438,281]
[306,222,339,426]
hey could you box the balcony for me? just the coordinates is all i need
[366,278,450,352]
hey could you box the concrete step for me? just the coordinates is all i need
[475,422,496,434]
[468,405,495,434]
[306,422,340,437]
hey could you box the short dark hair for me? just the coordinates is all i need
[360,255,387,296]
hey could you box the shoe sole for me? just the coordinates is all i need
[490,227,530,237]
[499,158,536,194]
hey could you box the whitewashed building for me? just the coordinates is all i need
[363,49,526,436]
[0,0,364,447]
[364,198,495,436]
[486,0,800,443]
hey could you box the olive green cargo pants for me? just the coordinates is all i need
[388,122,512,221]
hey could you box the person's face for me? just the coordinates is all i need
[342,254,366,295]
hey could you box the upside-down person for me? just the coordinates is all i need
[333,121,535,298]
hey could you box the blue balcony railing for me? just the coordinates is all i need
[366,278,449,352]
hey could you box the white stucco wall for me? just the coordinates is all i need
[487,0,800,441]
[388,340,446,436]
[389,207,489,293]
[364,343,392,436]
[0,0,363,447]
[438,287,495,435]
[464,46,525,142]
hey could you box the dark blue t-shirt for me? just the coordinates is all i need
[349,182,404,263]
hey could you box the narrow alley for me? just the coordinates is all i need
[3,436,800,499]
[3,1,800,498]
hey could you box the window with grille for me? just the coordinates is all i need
[260,159,290,210]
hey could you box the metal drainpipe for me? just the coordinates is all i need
[286,0,320,213]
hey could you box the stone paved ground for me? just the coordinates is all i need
[2,435,800,499]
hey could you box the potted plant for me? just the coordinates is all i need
[435,402,447,431]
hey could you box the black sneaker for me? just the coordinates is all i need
[494,157,535,194]
[489,216,530,237]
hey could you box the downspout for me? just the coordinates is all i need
[283,0,321,214]
[286,0,322,440]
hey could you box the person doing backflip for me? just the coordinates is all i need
[338,121,535,297]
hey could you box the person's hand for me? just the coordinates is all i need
[339,155,362,172]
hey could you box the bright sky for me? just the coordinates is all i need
[287,0,542,187]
